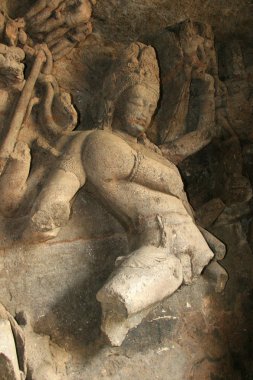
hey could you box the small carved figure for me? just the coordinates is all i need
[148,19,218,164]
[23,42,215,345]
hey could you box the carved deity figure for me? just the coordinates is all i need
[148,19,218,164]
[23,42,215,345]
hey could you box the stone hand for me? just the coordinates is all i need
[25,0,93,60]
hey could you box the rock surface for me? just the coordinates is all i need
[0,320,21,380]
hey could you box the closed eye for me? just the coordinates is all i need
[128,101,144,107]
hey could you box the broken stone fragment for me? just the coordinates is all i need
[99,306,152,347]
[203,261,228,293]
[97,246,183,345]
[214,200,253,226]
[0,354,19,380]
[0,319,21,380]
[0,304,27,378]
[199,227,226,261]
[23,321,69,380]
[196,198,225,228]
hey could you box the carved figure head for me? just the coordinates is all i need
[114,83,159,137]
[98,42,160,135]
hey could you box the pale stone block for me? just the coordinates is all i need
[0,319,21,380]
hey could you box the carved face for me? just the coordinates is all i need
[115,84,159,137]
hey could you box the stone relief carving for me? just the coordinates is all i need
[0,2,239,376]
[25,0,94,61]
[146,19,219,164]
[147,20,253,249]
[0,16,225,346]
[0,44,77,217]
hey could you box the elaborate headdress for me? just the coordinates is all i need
[98,42,160,129]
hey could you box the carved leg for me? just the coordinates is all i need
[24,168,82,242]
[81,132,214,344]
[97,216,214,345]
[24,132,88,242]
[93,183,213,345]
[97,246,183,346]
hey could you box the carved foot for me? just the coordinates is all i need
[23,202,70,242]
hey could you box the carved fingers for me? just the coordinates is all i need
[25,0,65,23]
[49,37,74,60]
[44,26,69,45]
[49,22,92,60]
[25,0,93,60]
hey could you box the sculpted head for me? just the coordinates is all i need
[114,84,159,137]
[99,42,160,135]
